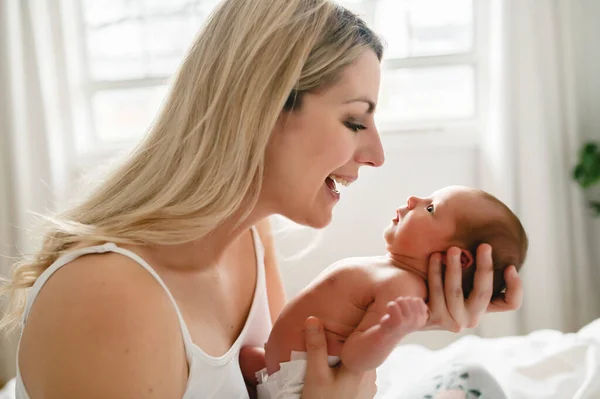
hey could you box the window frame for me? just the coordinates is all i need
[358,0,487,136]
[59,0,490,168]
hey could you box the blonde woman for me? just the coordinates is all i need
[0,0,523,398]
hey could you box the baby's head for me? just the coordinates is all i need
[384,186,528,299]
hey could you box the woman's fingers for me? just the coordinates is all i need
[426,252,445,324]
[426,244,522,333]
[443,247,468,327]
[303,317,332,387]
[303,317,378,398]
[488,265,523,313]
[464,244,494,327]
[367,370,378,397]
[426,252,461,332]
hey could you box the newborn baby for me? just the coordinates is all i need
[242,186,528,399]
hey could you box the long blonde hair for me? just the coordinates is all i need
[0,0,383,331]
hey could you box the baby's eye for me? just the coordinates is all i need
[426,204,435,214]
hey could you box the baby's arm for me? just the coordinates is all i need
[340,276,428,372]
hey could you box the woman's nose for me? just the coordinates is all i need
[355,126,385,167]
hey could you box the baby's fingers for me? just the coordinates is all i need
[396,297,426,323]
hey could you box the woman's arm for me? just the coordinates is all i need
[256,218,287,322]
[18,255,188,399]
[425,244,523,332]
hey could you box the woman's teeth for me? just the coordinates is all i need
[325,176,338,194]
[326,175,352,195]
[329,175,351,187]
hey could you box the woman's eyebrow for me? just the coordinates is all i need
[343,97,375,114]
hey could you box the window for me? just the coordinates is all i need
[341,0,480,131]
[64,0,482,157]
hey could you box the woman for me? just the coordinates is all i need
[0,0,522,398]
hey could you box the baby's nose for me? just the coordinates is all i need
[406,196,419,209]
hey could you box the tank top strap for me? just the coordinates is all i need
[250,226,265,274]
[22,242,195,358]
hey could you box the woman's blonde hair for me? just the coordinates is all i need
[0,0,383,331]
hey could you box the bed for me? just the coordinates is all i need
[376,318,600,398]
[1,319,599,399]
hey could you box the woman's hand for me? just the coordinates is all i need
[426,244,523,332]
[302,317,377,399]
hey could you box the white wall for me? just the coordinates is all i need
[275,134,480,349]
[573,0,600,281]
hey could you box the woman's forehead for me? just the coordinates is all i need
[326,51,381,103]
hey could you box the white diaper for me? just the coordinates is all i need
[256,351,341,399]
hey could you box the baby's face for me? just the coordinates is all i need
[384,186,483,258]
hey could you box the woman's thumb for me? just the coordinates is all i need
[304,316,330,383]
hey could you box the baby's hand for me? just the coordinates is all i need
[379,297,428,337]
[340,297,428,371]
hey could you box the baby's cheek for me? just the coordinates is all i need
[397,236,427,258]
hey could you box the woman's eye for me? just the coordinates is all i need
[427,204,435,214]
[344,121,366,133]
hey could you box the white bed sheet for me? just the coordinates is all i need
[376,319,600,399]
[2,319,599,399]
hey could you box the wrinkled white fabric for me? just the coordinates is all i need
[256,351,340,399]
[376,319,600,399]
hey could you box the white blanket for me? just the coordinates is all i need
[2,319,599,399]
[376,319,600,399]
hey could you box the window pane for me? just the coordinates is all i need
[376,66,475,124]
[92,86,167,142]
[87,21,145,80]
[83,0,220,80]
[375,0,473,59]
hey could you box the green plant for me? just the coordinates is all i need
[573,142,600,215]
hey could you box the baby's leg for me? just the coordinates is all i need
[342,297,428,371]
[239,346,266,385]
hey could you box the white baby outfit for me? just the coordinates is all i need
[256,351,341,399]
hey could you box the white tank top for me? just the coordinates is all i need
[15,227,272,399]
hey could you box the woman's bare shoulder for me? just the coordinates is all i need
[18,251,188,398]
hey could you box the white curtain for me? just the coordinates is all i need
[478,0,599,338]
[0,0,70,385]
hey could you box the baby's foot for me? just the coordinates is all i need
[379,297,428,338]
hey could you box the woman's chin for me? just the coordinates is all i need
[283,205,333,229]
[306,215,332,229]
[276,191,336,229]
[294,212,332,229]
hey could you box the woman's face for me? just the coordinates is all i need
[262,50,384,228]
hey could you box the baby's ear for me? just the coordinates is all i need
[440,249,473,269]
[458,248,474,269]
